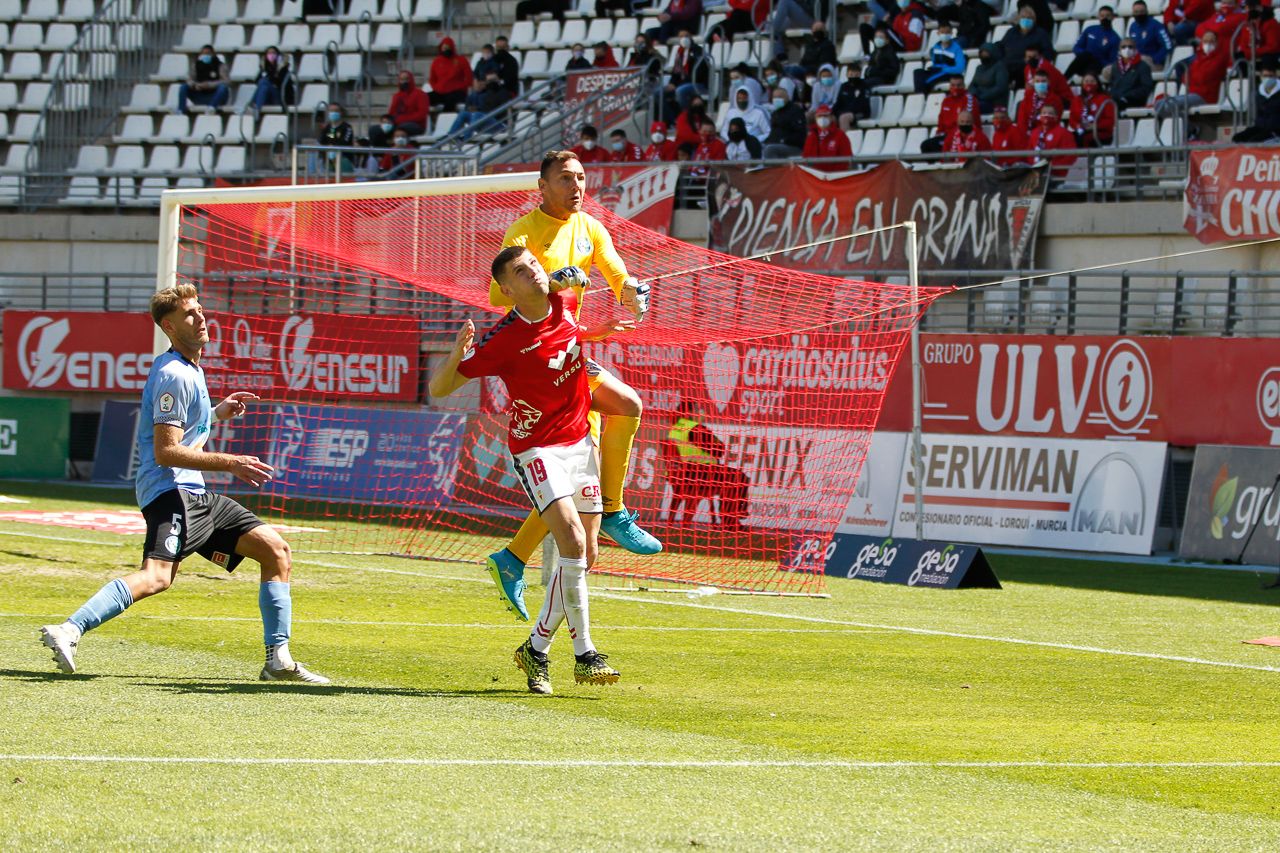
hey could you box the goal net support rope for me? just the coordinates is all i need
[160,174,947,594]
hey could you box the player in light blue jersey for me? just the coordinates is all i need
[40,283,329,683]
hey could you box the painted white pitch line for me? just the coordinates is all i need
[0,755,1278,770]
[0,529,125,546]
[298,558,1280,676]
[0,612,886,634]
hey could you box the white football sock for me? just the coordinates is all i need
[557,556,593,656]
[530,566,565,654]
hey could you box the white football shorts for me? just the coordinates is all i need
[513,434,602,515]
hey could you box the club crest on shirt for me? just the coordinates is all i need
[509,399,544,439]
[575,235,592,254]
[158,392,175,413]
[163,534,180,555]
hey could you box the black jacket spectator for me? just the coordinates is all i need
[474,47,500,82]
[969,42,1009,111]
[950,0,994,48]
[1000,21,1055,84]
[766,100,808,148]
[865,42,902,88]
[321,120,354,148]
[1103,54,1155,109]
[834,74,871,123]
[798,25,838,75]
[493,39,520,94]
[1234,73,1280,141]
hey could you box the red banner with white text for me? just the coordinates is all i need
[1184,148,1280,243]
[877,334,1280,447]
[563,68,646,144]
[2,310,420,401]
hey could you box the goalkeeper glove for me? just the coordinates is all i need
[549,265,589,292]
[621,281,651,323]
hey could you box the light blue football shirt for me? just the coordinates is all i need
[135,349,212,508]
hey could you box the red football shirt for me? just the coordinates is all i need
[457,290,591,454]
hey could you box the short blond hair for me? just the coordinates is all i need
[150,283,198,326]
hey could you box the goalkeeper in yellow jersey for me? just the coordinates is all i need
[485,149,661,621]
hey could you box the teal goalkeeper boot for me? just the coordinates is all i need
[487,548,529,621]
[600,507,662,555]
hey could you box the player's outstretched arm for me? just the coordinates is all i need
[153,424,274,487]
[213,391,259,422]
[429,319,475,398]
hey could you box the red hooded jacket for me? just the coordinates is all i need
[802,125,852,170]
[1185,42,1232,103]
[429,37,473,96]
[1164,0,1214,26]
[1234,17,1280,60]
[388,71,429,127]
[1024,58,1073,106]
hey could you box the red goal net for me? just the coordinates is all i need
[169,176,947,594]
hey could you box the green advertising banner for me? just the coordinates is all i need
[0,396,70,478]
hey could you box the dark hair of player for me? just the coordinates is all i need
[539,149,581,178]
[490,245,529,284]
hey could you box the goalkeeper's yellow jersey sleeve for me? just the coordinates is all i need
[488,207,631,316]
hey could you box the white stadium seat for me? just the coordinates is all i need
[44,23,80,50]
[181,143,215,174]
[123,83,163,112]
[250,24,282,50]
[280,23,312,51]
[7,53,44,81]
[213,24,247,53]
[145,145,181,173]
[203,0,239,24]
[114,114,154,143]
[62,176,103,205]
[157,113,191,141]
[180,24,213,51]
[372,22,404,52]
[11,113,41,141]
[10,23,44,50]
[71,144,109,174]
[215,147,247,173]
[109,145,147,173]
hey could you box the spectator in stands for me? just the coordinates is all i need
[177,45,230,115]
[1233,58,1280,140]
[802,105,852,171]
[568,43,593,71]
[317,102,355,174]
[1129,1,1174,67]
[449,73,512,140]
[764,60,800,99]
[676,142,696,161]
[971,42,1010,112]
[943,109,992,160]
[990,105,1031,164]
[250,46,293,113]
[763,86,808,157]
[936,0,993,49]
[388,70,429,136]
[835,63,872,129]
[1196,0,1247,42]
[722,0,771,42]
[430,37,473,112]
[1029,104,1077,180]
[1000,8,1054,86]
[644,120,679,159]
[721,85,772,141]
[1103,38,1156,108]
[921,74,979,152]
[493,36,521,95]
[1067,5,1121,80]
[647,0,704,45]
[1025,46,1073,102]
[914,22,966,92]
[863,26,903,88]
[597,0,633,15]
[725,116,764,159]
[1018,68,1067,131]
[792,20,838,78]
[664,31,710,119]
[807,64,841,118]
[608,128,645,161]
[474,44,500,82]
[1164,0,1214,46]
[694,118,728,162]
[593,41,621,68]
[515,0,569,24]
[379,129,418,180]
[674,96,709,147]
[771,0,816,60]
[890,1,929,52]
[728,62,768,106]
[629,34,663,77]
[1069,72,1116,145]
[368,113,396,148]
[1022,0,1058,36]
[1234,1,1280,67]
[571,125,610,163]
[1156,28,1232,125]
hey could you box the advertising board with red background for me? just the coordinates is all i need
[1184,147,1280,244]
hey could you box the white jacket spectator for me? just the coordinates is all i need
[719,85,772,143]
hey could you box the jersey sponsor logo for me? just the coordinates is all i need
[211,551,230,567]
[510,399,544,440]
[14,315,151,390]
[158,392,175,413]
[580,483,601,500]
[546,336,581,371]
[279,315,411,395]
[519,341,542,354]
[306,428,371,469]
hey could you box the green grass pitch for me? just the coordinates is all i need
[2,482,1280,849]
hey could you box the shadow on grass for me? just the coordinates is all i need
[0,667,105,682]
[990,553,1280,606]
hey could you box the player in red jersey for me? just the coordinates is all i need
[430,246,633,694]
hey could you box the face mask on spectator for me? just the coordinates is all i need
[816,116,832,128]
[381,121,394,133]
[874,36,887,49]
[1262,76,1280,95]
[611,140,624,152]
[651,131,665,143]
[636,40,646,51]
[441,47,453,56]
[581,139,595,150]
[765,73,779,85]
[1039,114,1058,128]
[393,136,408,147]
[200,53,214,64]
[680,36,692,48]
[482,51,493,61]
[1083,80,1098,94]
[772,97,786,109]
[1099,17,1113,28]
[949,82,963,95]
[820,74,834,85]
[328,111,342,123]
[729,129,746,141]
[266,51,279,62]
[993,113,1010,127]
[1203,41,1216,54]
[1019,17,1034,30]
[573,49,584,58]
[938,32,952,43]
[1120,46,1136,58]
[958,122,973,133]
[1134,10,1148,21]
[690,101,705,114]
[1033,80,1049,95]
[805,76,817,87]
[399,80,411,91]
